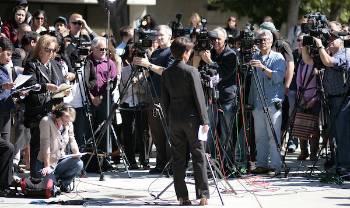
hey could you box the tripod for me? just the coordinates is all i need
[74,60,105,181]
[249,64,289,175]
[151,153,226,206]
[83,61,150,180]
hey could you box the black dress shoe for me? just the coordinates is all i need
[149,167,163,174]
[129,164,140,170]
[179,197,191,205]
[60,184,71,193]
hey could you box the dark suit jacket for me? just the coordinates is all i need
[23,59,60,125]
[161,60,209,125]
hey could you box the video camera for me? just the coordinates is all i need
[169,13,191,38]
[133,20,158,58]
[301,12,331,68]
[199,65,219,100]
[193,18,213,51]
[301,12,330,47]
[239,23,256,69]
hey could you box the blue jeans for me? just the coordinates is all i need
[253,107,282,170]
[36,157,83,188]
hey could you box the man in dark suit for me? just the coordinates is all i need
[161,37,209,206]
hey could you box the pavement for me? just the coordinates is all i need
[1,151,350,208]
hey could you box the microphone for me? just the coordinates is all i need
[13,84,41,93]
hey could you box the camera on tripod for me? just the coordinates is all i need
[169,13,191,38]
[301,12,330,47]
[301,12,331,68]
[133,22,157,58]
[193,18,213,51]
[199,65,220,100]
[238,23,256,70]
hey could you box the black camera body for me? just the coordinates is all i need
[239,23,256,69]
[199,65,219,100]
[170,13,191,38]
[193,18,213,51]
[133,27,157,58]
[301,12,330,68]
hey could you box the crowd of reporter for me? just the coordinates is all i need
[0,0,349,201]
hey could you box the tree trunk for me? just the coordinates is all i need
[286,0,300,37]
[329,1,342,21]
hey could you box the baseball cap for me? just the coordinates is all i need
[16,0,28,6]
[260,22,278,32]
[54,16,67,26]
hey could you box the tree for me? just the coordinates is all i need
[207,0,290,28]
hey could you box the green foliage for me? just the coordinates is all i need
[208,0,350,25]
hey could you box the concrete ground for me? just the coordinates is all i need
[1,152,349,208]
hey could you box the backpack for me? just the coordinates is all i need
[20,177,58,198]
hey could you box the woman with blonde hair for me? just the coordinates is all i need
[23,34,62,178]
[189,12,201,29]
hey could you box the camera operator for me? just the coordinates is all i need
[132,25,173,174]
[119,44,150,169]
[260,22,296,151]
[249,29,286,175]
[65,13,97,65]
[197,27,238,168]
[302,27,350,175]
[161,37,209,206]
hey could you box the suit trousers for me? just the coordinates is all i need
[30,126,40,178]
[121,106,149,166]
[0,138,14,190]
[147,107,170,169]
[170,118,209,199]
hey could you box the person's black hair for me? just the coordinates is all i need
[21,31,39,47]
[170,37,193,60]
[0,36,14,51]
[141,14,157,30]
[33,9,46,19]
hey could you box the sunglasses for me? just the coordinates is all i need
[71,21,82,26]
[99,48,108,52]
[44,47,57,53]
[35,17,44,20]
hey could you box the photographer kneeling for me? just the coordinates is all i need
[249,30,286,176]
[36,105,83,193]
[302,32,350,175]
[161,37,209,206]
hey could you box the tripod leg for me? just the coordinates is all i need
[153,180,174,200]
[206,154,225,206]
[110,124,132,178]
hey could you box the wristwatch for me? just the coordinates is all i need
[148,64,153,71]
[261,66,266,72]
[318,46,325,50]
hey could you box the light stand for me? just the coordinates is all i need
[105,0,117,159]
